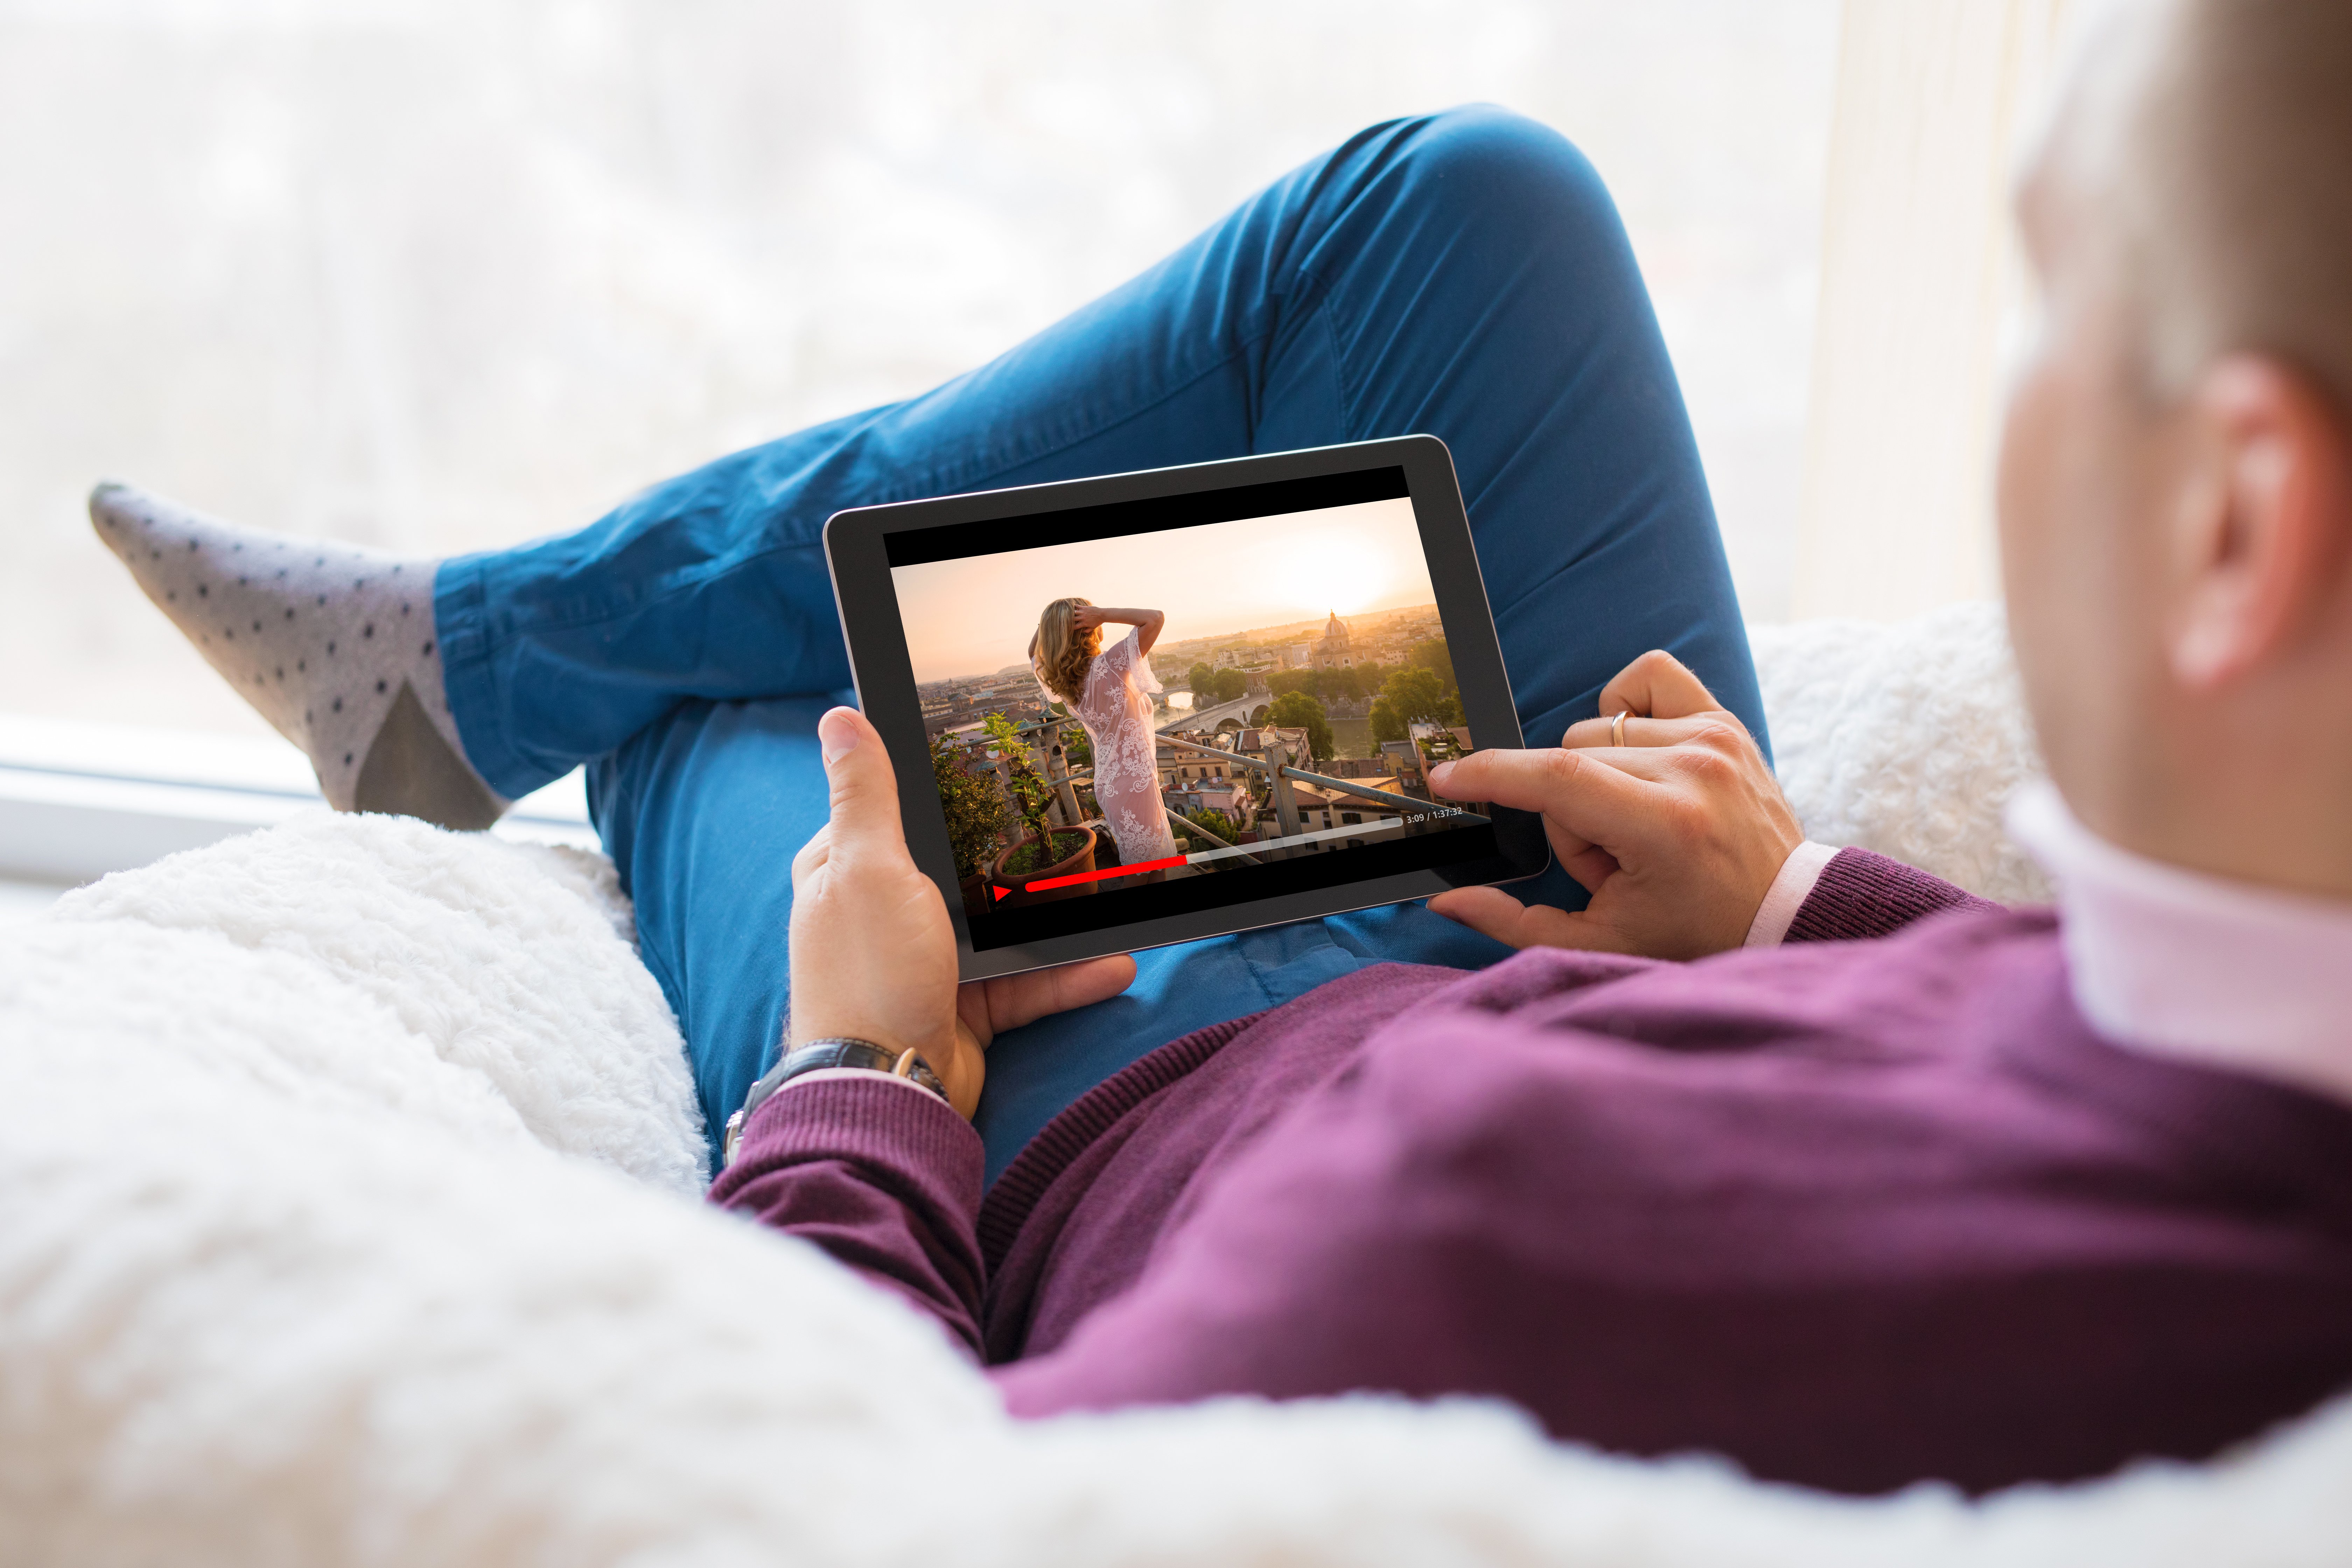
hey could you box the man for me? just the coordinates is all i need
[719,0,2352,1497]
[96,0,2352,1500]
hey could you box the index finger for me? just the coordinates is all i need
[1429,746,1657,846]
[1595,650,1722,724]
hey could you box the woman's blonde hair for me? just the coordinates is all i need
[1030,596,1100,704]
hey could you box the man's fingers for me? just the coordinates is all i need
[1026,953,1138,1025]
[1561,712,1747,751]
[1596,650,1722,724]
[1560,843,1622,896]
[1429,746,1654,845]
[817,706,905,847]
[1426,887,1632,953]
[1425,886,1547,947]
[968,954,1138,1040]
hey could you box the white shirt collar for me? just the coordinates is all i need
[2007,780,2352,1109]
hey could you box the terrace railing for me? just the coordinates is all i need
[1004,716,1267,869]
[988,716,1485,868]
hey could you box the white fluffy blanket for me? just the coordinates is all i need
[1751,603,2052,905]
[5,604,2346,1566]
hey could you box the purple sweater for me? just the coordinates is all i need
[712,851,2352,1494]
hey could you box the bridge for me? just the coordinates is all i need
[1158,693,1268,732]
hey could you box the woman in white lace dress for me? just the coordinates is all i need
[1030,597,1180,871]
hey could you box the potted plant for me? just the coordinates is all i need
[931,734,1008,916]
[982,713,1097,906]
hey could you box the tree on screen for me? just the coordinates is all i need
[1267,691,1335,762]
[1381,666,1461,727]
[1267,668,1317,700]
[1410,637,1457,696]
[1187,662,1216,698]
[1315,664,1365,705]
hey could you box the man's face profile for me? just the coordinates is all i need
[1995,0,2352,893]
[1996,24,2175,846]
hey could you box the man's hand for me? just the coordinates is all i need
[1425,651,1804,960]
[788,707,1135,1118]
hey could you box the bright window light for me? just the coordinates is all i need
[0,0,1838,744]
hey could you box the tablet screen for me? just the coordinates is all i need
[880,463,1511,953]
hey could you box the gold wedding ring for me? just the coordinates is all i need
[1610,708,1628,748]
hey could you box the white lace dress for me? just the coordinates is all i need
[1036,628,1180,866]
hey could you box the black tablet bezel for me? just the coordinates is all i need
[824,435,1551,982]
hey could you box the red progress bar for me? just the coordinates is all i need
[1022,855,1187,893]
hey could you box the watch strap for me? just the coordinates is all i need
[722,1037,950,1167]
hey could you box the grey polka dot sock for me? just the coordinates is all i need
[90,481,509,831]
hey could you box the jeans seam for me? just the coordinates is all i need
[1319,290,1359,434]
[434,554,526,791]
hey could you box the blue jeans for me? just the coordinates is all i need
[433,107,1767,1181]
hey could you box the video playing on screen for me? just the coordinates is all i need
[887,472,1497,946]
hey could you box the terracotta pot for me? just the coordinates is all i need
[988,827,1098,906]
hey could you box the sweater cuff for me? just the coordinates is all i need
[1745,840,1841,947]
[717,1073,982,1207]
[772,1065,946,1100]
[1784,846,1991,943]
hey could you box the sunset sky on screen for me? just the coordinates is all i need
[890,497,1434,683]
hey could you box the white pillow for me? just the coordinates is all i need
[1752,601,2052,903]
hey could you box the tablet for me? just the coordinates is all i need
[825,435,1551,982]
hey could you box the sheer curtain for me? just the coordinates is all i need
[1793,0,2078,620]
[0,1,1838,740]
[0,2,1840,899]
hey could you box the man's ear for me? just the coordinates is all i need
[2168,357,2352,691]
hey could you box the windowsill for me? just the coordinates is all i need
[0,875,65,925]
[0,713,596,888]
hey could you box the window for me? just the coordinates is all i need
[2,0,1841,736]
[1,1,1847,898]
[1341,812,1362,826]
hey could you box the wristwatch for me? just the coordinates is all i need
[721,1037,950,1168]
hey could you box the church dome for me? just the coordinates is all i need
[1314,611,1353,668]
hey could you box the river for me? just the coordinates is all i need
[1327,717,1374,760]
